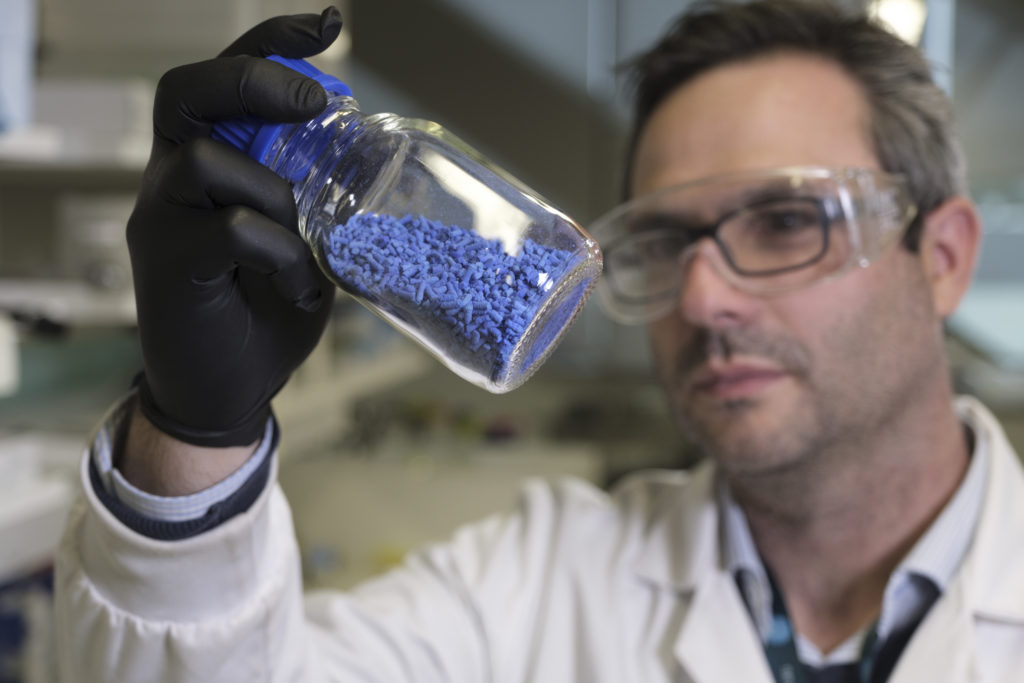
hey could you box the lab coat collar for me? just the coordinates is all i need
[673,567,775,683]
[628,459,722,593]
[956,395,1024,624]
[874,397,1024,682]
[625,460,774,682]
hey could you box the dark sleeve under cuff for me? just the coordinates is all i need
[88,426,278,541]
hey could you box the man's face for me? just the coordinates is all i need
[632,53,943,475]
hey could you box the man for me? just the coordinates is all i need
[56,1,1024,681]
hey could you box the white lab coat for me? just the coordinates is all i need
[55,396,1024,682]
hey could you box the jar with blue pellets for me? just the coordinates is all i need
[212,56,602,393]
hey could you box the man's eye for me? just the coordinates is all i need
[754,208,819,232]
[636,233,690,261]
[737,200,823,239]
[626,214,690,235]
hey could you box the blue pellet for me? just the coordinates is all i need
[326,212,574,377]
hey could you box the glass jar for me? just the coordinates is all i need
[212,56,602,393]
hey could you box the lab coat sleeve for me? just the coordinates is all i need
[297,474,609,682]
[55,436,607,682]
[55,451,313,683]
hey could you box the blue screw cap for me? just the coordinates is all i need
[211,55,353,165]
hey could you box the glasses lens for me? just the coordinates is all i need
[605,229,688,304]
[719,197,828,275]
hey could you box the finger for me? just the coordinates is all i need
[219,7,342,59]
[212,206,328,311]
[269,251,331,312]
[154,58,327,144]
[156,138,298,229]
[129,199,326,313]
[150,140,327,310]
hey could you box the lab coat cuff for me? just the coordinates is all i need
[88,390,278,539]
[69,446,297,622]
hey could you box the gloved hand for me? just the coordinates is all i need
[128,7,342,447]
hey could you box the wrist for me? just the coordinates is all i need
[118,401,258,497]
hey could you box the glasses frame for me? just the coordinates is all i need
[605,195,836,308]
[590,166,918,324]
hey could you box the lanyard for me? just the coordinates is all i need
[761,571,879,683]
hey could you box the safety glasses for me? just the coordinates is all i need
[590,166,918,324]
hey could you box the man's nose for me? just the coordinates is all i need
[675,240,756,329]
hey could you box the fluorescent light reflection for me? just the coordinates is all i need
[869,0,928,45]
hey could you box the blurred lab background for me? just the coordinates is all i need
[0,0,1021,679]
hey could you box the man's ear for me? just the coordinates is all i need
[916,196,982,318]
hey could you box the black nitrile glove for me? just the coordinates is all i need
[128,8,342,447]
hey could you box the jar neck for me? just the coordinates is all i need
[263,95,404,242]
[261,95,365,191]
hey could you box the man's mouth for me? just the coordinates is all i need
[689,361,788,399]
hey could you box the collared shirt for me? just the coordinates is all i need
[719,400,990,668]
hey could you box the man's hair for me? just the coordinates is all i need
[624,0,966,249]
